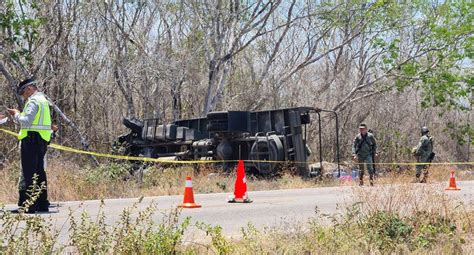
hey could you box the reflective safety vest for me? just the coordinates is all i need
[18,93,52,142]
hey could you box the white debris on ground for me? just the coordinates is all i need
[309,161,353,178]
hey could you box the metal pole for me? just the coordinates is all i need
[317,112,323,173]
[318,109,341,177]
[334,111,341,177]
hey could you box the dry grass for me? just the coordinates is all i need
[195,181,474,254]
[345,182,473,253]
[0,157,472,203]
[176,182,473,254]
[351,180,474,224]
[0,158,334,203]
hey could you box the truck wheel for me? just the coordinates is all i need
[250,137,284,175]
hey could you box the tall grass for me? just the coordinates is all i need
[0,158,327,203]
[1,158,472,203]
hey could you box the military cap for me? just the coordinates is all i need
[17,77,37,95]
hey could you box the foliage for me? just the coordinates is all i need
[0,0,45,64]
[386,1,472,110]
[67,200,191,254]
[446,122,474,146]
[196,222,234,254]
[85,162,131,183]
[361,211,414,250]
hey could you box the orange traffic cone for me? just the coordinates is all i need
[445,170,461,191]
[178,176,201,208]
[228,160,252,203]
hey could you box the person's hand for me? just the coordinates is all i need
[352,155,357,161]
[0,113,7,125]
[7,108,19,116]
[52,124,59,132]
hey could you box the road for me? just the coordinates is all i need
[3,181,474,242]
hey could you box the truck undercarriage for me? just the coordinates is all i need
[117,107,340,177]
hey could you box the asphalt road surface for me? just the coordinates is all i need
[3,181,474,243]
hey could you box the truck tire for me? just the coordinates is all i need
[250,136,284,175]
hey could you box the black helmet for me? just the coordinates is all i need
[421,126,429,134]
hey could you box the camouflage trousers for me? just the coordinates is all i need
[415,162,430,182]
[357,155,375,182]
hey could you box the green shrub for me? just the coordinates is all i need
[196,222,234,254]
[412,211,457,249]
[362,211,413,251]
[85,163,131,183]
[69,200,191,254]
[143,211,191,254]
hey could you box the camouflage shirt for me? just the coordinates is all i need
[352,133,377,159]
[415,135,433,162]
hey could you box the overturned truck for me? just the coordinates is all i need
[117,107,340,177]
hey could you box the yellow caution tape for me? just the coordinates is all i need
[0,128,18,137]
[1,128,473,166]
[0,128,231,164]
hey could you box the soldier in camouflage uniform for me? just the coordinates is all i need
[352,123,377,186]
[413,126,434,183]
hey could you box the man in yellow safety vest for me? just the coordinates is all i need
[7,77,52,213]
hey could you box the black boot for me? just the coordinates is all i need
[36,189,50,212]
[18,190,28,207]
[420,175,428,183]
[17,190,39,213]
[412,174,421,183]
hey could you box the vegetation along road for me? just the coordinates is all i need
[4,181,473,242]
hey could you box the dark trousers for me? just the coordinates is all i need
[357,155,375,185]
[19,132,49,210]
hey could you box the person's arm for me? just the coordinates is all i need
[11,100,39,127]
[51,124,59,139]
[372,136,377,155]
[415,137,424,154]
[352,136,358,159]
